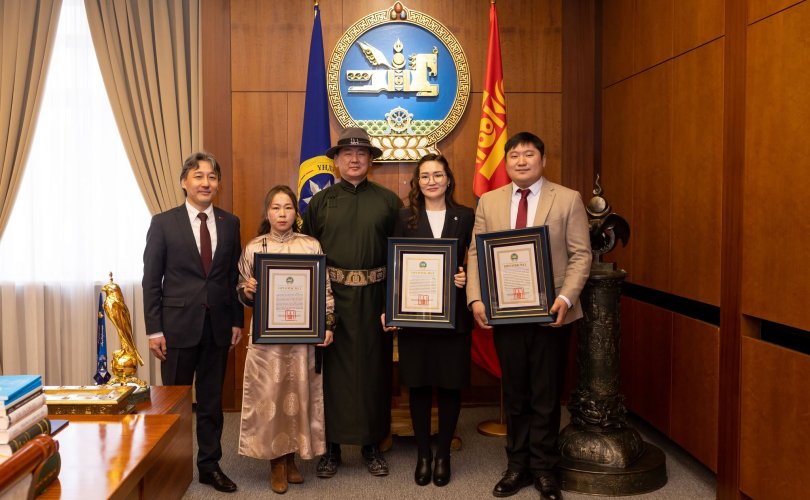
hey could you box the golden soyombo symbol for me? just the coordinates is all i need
[328,2,470,161]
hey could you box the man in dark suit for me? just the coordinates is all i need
[143,151,243,493]
[467,132,592,500]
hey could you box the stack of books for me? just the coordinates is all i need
[0,375,61,494]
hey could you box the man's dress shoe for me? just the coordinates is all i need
[199,468,237,493]
[492,470,533,497]
[315,452,341,478]
[535,474,563,500]
[361,445,390,476]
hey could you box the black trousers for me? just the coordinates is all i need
[161,314,230,474]
[493,323,570,475]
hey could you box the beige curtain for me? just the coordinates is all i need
[0,0,62,240]
[84,0,201,215]
[1,282,162,386]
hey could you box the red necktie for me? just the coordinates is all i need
[515,189,530,229]
[198,212,212,275]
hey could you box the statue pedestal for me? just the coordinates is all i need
[558,265,667,495]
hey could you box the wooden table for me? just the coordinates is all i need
[44,386,193,499]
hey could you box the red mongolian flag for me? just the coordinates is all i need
[471,1,509,378]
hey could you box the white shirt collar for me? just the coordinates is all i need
[185,201,214,221]
[511,177,544,197]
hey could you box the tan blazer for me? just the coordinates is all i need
[466,179,592,324]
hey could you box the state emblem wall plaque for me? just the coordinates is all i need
[327,2,470,161]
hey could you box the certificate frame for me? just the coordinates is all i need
[252,253,326,344]
[475,226,556,325]
[386,237,458,329]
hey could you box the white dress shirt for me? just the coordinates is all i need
[426,209,446,239]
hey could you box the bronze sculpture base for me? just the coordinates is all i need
[558,424,644,468]
[559,442,667,495]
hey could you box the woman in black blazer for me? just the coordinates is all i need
[387,154,474,487]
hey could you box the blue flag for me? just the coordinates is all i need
[297,3,335,222]
[93,292,110,384]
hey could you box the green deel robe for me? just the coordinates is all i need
[302,178,403,445]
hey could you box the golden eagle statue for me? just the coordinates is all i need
[102,273,146,387]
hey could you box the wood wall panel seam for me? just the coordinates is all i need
[602,34,724,90]
[717,0,747,498]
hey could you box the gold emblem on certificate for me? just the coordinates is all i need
[475,227,556,324]
[386,238,457,329]
[253,254,327,344]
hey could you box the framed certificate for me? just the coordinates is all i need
[386,238,458,329]
[475,226,556,325]
[252,253,326,344]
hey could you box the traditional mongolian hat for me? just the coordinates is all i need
[325,127,383,159]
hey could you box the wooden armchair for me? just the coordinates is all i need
[0,435,58,500]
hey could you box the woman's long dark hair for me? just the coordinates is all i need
[256,185,300,236]
[406,154,458,230]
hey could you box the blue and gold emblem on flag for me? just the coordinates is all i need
[327,2,470,161]
[93,292,111,384]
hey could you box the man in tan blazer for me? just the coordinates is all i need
[467,132,592,500]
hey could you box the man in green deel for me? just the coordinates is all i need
[302,127,403,479]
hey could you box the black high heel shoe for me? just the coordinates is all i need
[433,456,451,486]
[414,455,432,486]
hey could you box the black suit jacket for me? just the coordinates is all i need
[142,204,244,349]
[393,204,475,333]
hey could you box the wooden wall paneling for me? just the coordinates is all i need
[717,0,746,496]
[232,93,295,244]
[448,0,488,94]
[747,0,803,24]
[670,40,723,306]
[497,0,562,92]
[742,3,810,332]
[629,300,672,434]
[368,161,408,201]
[619,296,637,408]
[506,93,563,183]
[600,78,634,271]
[633,0,673,73]
[601,0,634,86]
[740,337,810,499]
[631,61,671,292]
[562,0,598,197]
[231,0,306,91]
[287,92,305,178]
[673,0,725,55]
[202,0,233,210]
[670,315,719,471]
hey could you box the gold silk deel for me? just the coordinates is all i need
[237,231,334,460]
